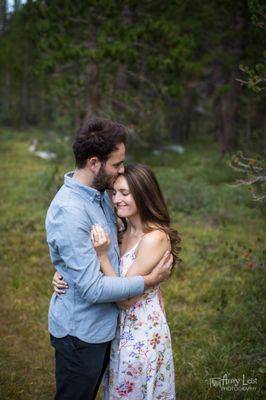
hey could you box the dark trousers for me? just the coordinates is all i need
[50,335,111,400]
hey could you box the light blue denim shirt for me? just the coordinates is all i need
[46,172,144,343]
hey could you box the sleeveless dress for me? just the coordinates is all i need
[103,242,176,400]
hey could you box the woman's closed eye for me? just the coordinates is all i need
[112,189,130,196]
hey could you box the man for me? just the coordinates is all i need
[46,117,173,400]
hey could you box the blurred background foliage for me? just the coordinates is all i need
[0,0,265,155]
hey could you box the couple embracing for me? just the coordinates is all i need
[46,118,181,400]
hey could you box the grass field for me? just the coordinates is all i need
[0,130,265,399]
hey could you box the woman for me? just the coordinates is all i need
[53,164,181,399]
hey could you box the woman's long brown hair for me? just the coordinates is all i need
[119,164,181,265]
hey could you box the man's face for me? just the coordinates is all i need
[93,142,126,191]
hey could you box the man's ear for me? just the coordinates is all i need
[86,157,101,173]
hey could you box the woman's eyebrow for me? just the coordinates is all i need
[114,187,129,192]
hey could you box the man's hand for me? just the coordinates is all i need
[52,271,68,295]
[143,251,173,289]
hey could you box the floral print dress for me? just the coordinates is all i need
[103,242,176,400]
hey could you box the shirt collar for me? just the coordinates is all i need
[64,172,105,203]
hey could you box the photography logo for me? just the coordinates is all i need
[208,373,257,392]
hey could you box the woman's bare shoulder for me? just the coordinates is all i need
[140,229,169,248]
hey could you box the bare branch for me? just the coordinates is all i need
[252,193,266,201]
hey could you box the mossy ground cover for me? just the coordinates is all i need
[0,131,265,399]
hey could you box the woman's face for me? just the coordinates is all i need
[112,175,138,218]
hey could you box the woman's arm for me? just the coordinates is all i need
[51,225,173,300]
[91,226,170,309]
[91,225,137,309]
[125,230,171,277]
[117,231,170,308]
[92,226,170,280]
[98,254,117,277]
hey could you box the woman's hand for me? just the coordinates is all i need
[116,300,130,310]
[52,271,68,296]
[117,295,141,310]
[91,224,110,256]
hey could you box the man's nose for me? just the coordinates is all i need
[118,164,125,174]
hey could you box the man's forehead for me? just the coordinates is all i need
[108,142,126,161]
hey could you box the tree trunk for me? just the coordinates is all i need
[0,0,7,36]
[19,47,30,129]
[14,0,21,12]
[82,63,100,125]
[168,93,195,143]
[112,6,131,116]
[212,5,246,154]
[112,63,128,114]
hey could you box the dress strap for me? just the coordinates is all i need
[121,234,144,258]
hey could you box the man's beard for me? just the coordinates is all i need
[92,164,115,191]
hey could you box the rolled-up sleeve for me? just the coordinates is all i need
[52,206,144,304]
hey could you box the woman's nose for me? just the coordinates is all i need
[112,193,119,204]
[113,192,123,205]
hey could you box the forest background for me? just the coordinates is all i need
[0,0,265,399]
